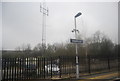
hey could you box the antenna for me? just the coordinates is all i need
[40,1,49,55]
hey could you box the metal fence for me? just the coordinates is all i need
[2,56,118,81]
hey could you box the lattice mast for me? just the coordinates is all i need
[40,1,48,51]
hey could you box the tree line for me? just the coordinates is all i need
[2,31,119,58]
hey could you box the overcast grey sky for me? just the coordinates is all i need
[2,2,118,50]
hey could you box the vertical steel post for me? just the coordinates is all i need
[88,56,91,74]
[108,57,110,71]
[74,17,79,79]
[59,56,61,78]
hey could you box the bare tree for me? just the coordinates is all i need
[15,46,21,52]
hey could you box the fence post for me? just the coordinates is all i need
[2,58,5,80]
[59,56,61,78]
[118,57,120,78]
[43,57,46,79]
[11,58,13,81]
[6,58,9,80]
[15,58,17,81]
[108,57,110,71]
[19,58,21,81]
[37,58,38,78]
[51,57,53,78]
[88,56,91,74]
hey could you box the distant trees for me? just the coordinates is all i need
[33,43,43,57]
[83,31,116,58]
[2,31,118,58]
[15,44,31,52]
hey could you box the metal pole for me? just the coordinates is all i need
[74,17,79,79]
[85,46,89,72]
[86,46,88,66]
[40,1,49,56]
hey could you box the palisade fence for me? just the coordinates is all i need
[2,56,118,81]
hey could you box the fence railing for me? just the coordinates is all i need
[2,56,118,81]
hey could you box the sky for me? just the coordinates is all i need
[1,1,118,50]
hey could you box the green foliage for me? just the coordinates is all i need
[2,31,118,58]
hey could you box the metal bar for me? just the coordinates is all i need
[39,58,43,78]
[51,57,52,78]
[4,59,6,80]
[17,58,19,81]
[108,57,110,71]
[20,58,22,81]
[37,58,39,78]
[12,58,14,81]
[26,57,28,80]
[41,57,43,78]
[15,58,16,80]
[74,17,79,79]
[6,58,8,80]
[22,58,24,80]
[88,56,91,74]
[43,58,45,79]
[3,59,6,80]
[59,56,61,78]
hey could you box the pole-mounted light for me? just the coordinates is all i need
[74,12,82,79]
[75,12,82,18]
